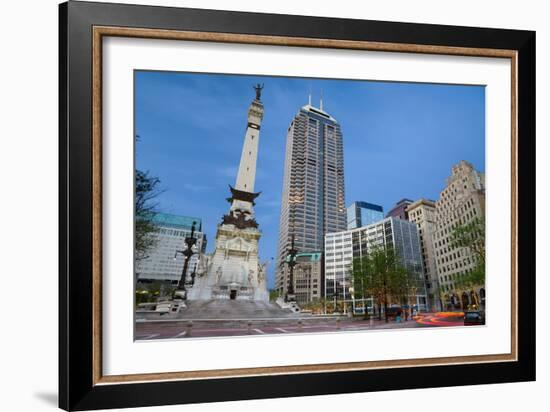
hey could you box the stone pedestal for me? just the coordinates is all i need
[187,223,268,301]
[276,296,300,313]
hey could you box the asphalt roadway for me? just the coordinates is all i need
[135,312,466,340]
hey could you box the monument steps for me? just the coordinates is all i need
[178,299,298,319]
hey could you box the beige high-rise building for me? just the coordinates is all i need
[433,160,485,309]
[276,101,346,296]
[407,199,440,311]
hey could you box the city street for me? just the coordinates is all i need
[135,312,466,340]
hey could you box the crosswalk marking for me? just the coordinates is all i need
[144,333,160,339]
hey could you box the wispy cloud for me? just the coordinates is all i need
[182,183,214,192]
[258,198,282,209]
[216,166,237,178]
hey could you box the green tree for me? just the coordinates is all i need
[135,169,161,261]
[450,217,485,291]
[392,264,417,319]
[351,247,411,322]
[136,281,175,304]
[269,289,281,302]
[300,298,326,314]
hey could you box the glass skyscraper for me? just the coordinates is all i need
[325,217,428,310]
[135,213,206,284]
[276,101,346,296]
[347,201,384,229]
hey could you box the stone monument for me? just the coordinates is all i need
[188,85,269,302]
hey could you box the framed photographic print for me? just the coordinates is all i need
[59,1,535,410]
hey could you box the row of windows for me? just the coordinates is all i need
[436,203,479,227]
[157,228,202,238]
[438,257,474,274]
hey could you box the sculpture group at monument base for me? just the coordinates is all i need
[190,283,269,302]
[186,223,269,302]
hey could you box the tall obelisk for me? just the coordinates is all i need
[187,85,268,301]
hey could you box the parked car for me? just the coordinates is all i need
[353,307,365,315]
[464,310,485,325]
[385,306,403,319]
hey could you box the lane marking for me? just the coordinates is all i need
[253,328,265,334]
[184,328,247,333]
[173,330,187,338]
[141,333,160,340]
[275,327,290,333]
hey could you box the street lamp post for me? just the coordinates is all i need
[173,221,198,300]
[190,263,198,286]
[284,234,298,302]
[342,280,347,315]
[349,286,356,315]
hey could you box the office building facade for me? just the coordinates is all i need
[276,102,346,296]
[407,198,441,310]
[433,160,485,309]
[325,217,428,311]
[136,213,206,284]
[281,252,323,305]
[347,201,384,229]
[386,198,413,220]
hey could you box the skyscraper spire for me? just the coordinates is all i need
[320,90,324,111]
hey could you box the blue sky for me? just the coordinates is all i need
[135,71,485,289]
